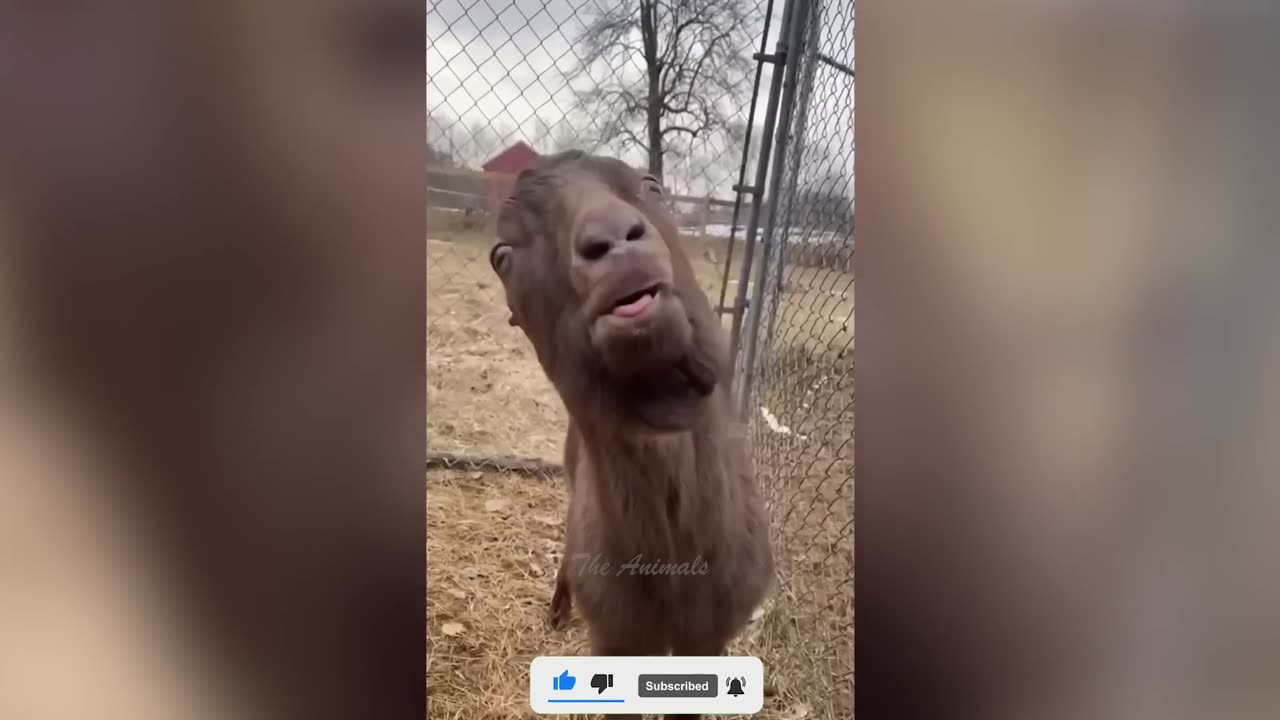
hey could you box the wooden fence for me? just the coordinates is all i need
[427,163,752,243]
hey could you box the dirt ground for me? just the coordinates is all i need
[427,227,852,719]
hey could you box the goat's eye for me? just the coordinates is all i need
[642,176,663,195]
[489,244,513,273]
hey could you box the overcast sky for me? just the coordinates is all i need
[427,0,852,199]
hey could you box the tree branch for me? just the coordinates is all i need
[566,0,756,166]
[661,121,713,139]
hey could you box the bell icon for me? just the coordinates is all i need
[726,676,746,697]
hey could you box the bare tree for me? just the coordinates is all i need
[566,0,756,182]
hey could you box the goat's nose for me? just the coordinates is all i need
[574,211,647,262]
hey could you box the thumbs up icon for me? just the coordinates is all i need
[552,669,577,691]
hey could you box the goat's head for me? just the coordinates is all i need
[489,151,724,432]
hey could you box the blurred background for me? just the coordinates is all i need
[0,1,424,718]
[858,2,1280,719]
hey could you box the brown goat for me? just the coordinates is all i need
[489,151,774,714]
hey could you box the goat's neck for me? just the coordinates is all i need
[577,418,698,482]
[575,415,731,559]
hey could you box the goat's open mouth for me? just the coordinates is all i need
[609,284,661,318]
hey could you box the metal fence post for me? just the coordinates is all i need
[726,0,799,387]
[713,0,783,327]
[762,0,825,356]
[737,0,814,419]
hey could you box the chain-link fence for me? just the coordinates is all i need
[428,0,852,717]
[425,0,772,290]
[721,0,854,715]
[427,0,777,467]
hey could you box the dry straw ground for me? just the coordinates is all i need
[427,225,851,719]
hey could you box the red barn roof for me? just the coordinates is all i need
[481,141,539,175]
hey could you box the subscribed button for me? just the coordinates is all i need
[636,674,718,698]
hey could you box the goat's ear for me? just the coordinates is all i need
[634,166,664,195]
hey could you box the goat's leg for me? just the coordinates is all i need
[547,554,572,629]
[664,636,728,720]
[550,424,578,629]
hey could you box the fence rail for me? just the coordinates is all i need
[424,450,562,479]
[427,163,760,250]
[430,162,752,207]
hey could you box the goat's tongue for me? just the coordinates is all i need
[612,291,654,318]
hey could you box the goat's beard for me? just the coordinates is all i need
[615,348,719,432]
[599,307,720,433]
[548,295,721,433]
